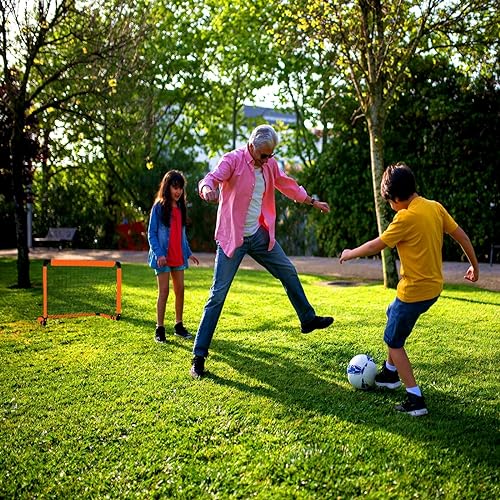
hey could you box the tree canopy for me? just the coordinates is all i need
[1,0,498,287]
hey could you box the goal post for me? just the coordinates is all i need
[38,259,122,326]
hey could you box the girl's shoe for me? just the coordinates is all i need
[174,322,193,340]
[155,326,166,343]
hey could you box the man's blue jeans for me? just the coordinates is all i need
[193,226,316,357]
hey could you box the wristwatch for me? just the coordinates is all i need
[309,198,315,206]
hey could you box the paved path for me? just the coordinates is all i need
[2,248,498,292]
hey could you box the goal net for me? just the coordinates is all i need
[38,259,122,325]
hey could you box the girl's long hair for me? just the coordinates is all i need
[154,170,187,227]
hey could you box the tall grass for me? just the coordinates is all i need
[0,258,499,498]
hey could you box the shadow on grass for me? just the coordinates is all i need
[209,339,499,468]
[440,293,500,307]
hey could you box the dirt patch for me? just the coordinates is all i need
[325,280,368,287]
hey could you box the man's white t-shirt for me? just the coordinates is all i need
[244,168,265,237]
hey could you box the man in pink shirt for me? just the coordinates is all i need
[191,125,334,378]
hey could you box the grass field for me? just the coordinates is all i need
[0,258,499,498]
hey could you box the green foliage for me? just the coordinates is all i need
[292,57,499,261]
[384,57,500,261]
[0,259,499,497]
[273,0,498,286]
[33,168,110,248]
[4,0,498,270]
[275,176,318,256]
[31,151,217,250]
[292,90,374,257]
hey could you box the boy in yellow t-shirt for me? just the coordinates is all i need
[340,162,479,416]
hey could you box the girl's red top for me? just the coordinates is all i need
[166,206,183,267]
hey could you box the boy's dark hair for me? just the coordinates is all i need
[380,162,416,201]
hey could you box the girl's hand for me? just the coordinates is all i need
[157,256,167,267]
[189,255,200,265]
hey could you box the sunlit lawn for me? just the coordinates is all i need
[0,258,499,498]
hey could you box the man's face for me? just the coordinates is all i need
[249,143,274,167]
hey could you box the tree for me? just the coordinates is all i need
[1,0,144,287]
[0,82,40,259]
[276,0,497,287]
[182,0,279,158]
[384,56,500,261]
[297,55,499,262]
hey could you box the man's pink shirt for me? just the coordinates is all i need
[199,146,308,258]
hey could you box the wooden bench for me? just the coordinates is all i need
[34,227,77,250]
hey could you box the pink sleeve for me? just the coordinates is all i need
[198,153,235,194]
[272,162,308,202]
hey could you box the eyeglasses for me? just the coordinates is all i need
[259,152,275,160]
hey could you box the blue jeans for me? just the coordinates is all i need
[384,296,438,348]
[193,226,316,357]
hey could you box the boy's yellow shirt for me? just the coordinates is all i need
[380,196,458,302]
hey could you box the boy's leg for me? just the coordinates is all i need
[380,296,438,416]
[381,296,437,377]
[388,347,416,388]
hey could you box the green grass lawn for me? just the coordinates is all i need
[1,258,499,499]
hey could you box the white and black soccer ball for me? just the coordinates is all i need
[347,354,377,390]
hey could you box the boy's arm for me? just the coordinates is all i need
[448,226,480,282]
[340,237,387,263]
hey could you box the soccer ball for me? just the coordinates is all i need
[347,354,377,390]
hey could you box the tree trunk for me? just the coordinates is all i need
[367,114,398,289]
[11,119,31,288]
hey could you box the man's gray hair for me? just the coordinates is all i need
[249,125,279,149]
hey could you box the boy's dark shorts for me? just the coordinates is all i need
[384,296,439,348]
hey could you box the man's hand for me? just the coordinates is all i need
[313,200,330,213]
[201,186,219,204]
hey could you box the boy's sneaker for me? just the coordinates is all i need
[190,355,206,379]
[374,361,402,389]
[174,322,193,340]
[155,326,166,343]
[301,315,334,334]
[395,392,429,417]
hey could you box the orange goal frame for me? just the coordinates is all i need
[37,259,122,326]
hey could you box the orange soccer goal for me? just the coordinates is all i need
[38,259,122,326]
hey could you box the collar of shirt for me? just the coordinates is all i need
[245,144,269,172]
[244,145,256,168]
